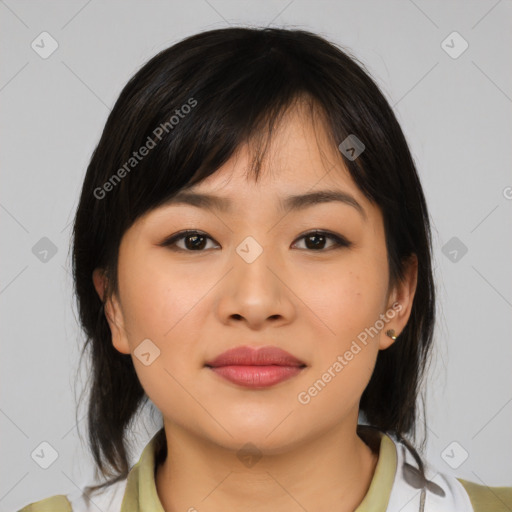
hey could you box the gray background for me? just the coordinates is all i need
[1,1,511,510]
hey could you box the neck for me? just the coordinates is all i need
[155,422,379,512]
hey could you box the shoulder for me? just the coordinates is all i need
[381,430,511,512]
[457,478,512,511]
[16,478,127,512]
[16,494,72,512]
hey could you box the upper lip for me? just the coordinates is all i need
[205,345,306,368]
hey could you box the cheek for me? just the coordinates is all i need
[295,266,383,413]
[298,260,387,346]
[297,351,377,426]
[293,253,387,404]
[117,255,209,419]
[119,250,206,344]
[117,250,214,395]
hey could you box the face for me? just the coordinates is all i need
[93,105,417,454]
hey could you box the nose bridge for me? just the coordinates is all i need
[235,234,266,266]
[214,232,295,327]
[233,234,278,292]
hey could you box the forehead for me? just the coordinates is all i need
[181,105,365,204]
[138,103,379,232]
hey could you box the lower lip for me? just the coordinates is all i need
[208,365,304,388]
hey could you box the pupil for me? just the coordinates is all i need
[187,234,205,250]
[306,234,325,249]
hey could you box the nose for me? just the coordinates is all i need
[214,242,296,330]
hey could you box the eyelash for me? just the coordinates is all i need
[160,230,352,253]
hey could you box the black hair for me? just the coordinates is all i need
[70,26,436,497]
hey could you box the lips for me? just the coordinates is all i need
[205,345,306,368]
[205,345,306,388]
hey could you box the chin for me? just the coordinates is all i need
[209,421,304,456]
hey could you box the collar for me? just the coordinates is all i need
[355,425,397,510]
[120,426,397,512]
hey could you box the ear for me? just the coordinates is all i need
[92,268,131,355]
[379,253,418,350]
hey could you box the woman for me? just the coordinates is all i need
[18,26,511,512]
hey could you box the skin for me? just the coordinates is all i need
[93,103,418,512]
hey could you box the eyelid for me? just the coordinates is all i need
[292,229,352,250]
[159,229,352,251]
[158,230,219,250]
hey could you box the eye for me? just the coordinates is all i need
[292,230,352,251]
[160,229,351,252]
[160,230,219,251]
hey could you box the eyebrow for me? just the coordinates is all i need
[163,189,367,221]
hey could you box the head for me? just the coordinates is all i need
[71,26,435,492]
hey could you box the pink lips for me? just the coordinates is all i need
[205,345,306,388]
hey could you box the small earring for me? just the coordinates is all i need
[386,329,397,340]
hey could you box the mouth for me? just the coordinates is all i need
[204,345,307,388]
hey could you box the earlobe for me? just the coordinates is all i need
[379,328,399,350]
[379,254,418,351]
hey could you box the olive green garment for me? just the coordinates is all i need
[16,428,512,511]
